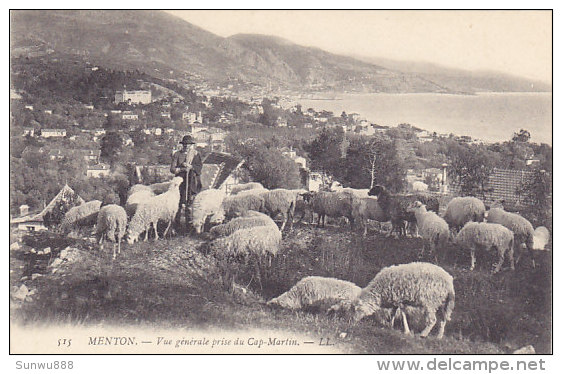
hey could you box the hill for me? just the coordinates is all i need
[356,56,552,93]
[10,9,535,95]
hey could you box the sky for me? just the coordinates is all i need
[167,10,552,83]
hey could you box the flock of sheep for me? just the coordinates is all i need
[57,179,550,340]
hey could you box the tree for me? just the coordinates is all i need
[448,144,494,199]
[512,129,531,143]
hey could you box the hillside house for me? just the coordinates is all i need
[114,90,152,105]
[41,129,67,138]
[200,152,245,194]
[122,111,139,120]
[22,128,35,136]
[87,163,111,178]
[10,184,84,232]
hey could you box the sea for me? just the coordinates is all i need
[298,92,552,145]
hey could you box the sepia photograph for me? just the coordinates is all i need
[8,9,552,358]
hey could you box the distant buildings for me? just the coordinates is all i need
[114,90,152,105]
[121,111,139,120]
[87,163,111,178]
[41,128,67,138]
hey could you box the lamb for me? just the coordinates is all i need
[190,188,227,234]
[408,201,450,262]
[126,177,183,243]
[261,188,307,232]
[533,226,550,251]
[222,192,266,219]
[443,196,485,233]
[267,276,362,312]
[95,204,127,259]
[340,188,370,198]
[59,200,102,235]
[345,262,455,339]
[309,190,355,227]
[230,182,264,195]
[486,204,535,267]
[454,221,514,273]
[209,211,277,238]
[352,196,390,236]
[368,185,439,237]
[125,189,155,217]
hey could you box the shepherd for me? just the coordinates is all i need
[170,135,202,231]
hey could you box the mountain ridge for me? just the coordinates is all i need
[10,10,550,94]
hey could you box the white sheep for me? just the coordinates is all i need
[486,204,535,267]
[148,180,172,195]
[209,211,276,238]
[408,201,450,262]
[127,184,152,198]
[352,197,390,236]
[267,276,362,311]
[222,192,266,219]
[346,262,455,339]
[210,223,282,290]
[230,182,264,195]
[454,221,514,273]
[128,180,172,197]
[443,196,486,233]
[126,177,183,243]
[125,189,155,217]
[533,226,550,250]
[95,204,127,259]
[59,200,102,235]
[309,190,354,227]
[190,188,227,234]
[261,188,307,232]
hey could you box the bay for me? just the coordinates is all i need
[298,92,552,145]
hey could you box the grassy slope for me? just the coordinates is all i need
[10,223,551,354]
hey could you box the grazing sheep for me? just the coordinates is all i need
[59,200,102,235]
[125,189,155,217]
[309,190,355,228]
[267,276,362,311]
[408,201,450,262]
[261,188,306,232]
[210,223,282,289]
[352,197,390,236]
[486,204,535,267]
[95,204,127,259]
[443,196,486,233]
[190,189,227,234]
[347,262,455,339]
[230,182,264,195]
[222,192,266,219]
[533,226,550,251]
[368,185,439,237]
[209,211,277,238]
[454,222,514,273]
[126,177,183,243]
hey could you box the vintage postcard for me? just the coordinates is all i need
[9,10,552,357]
